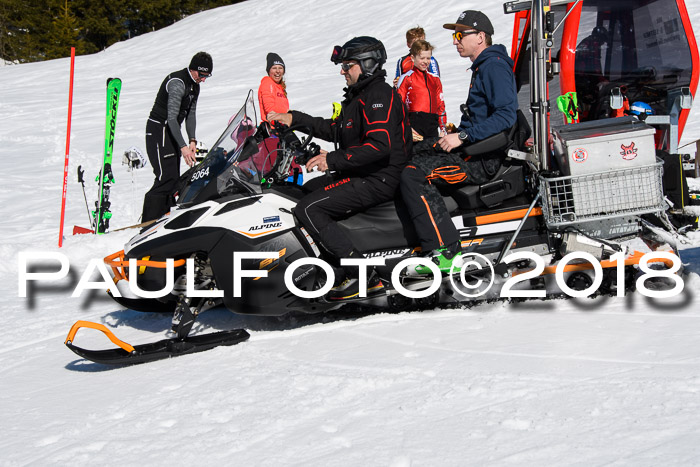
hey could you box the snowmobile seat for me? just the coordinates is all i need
[444,163,526,210]
[442,110,530,210]
[337,199,420,251]
[338,111,530,251]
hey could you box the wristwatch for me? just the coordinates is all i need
[458,130,468,142]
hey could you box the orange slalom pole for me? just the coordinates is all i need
[58,47,76,247]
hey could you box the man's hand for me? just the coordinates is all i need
[305,149,329,172]
[267,112,293,126]
[437,133,464,153]
[181,145,197,167]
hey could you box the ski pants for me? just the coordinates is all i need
[408,111,439,139]
[401,141,501,252]
[142,118,181,222]
[294,175,398,261]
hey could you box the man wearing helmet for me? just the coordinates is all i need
[269,36,411,300]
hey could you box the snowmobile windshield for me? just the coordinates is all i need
[178,91,276,206]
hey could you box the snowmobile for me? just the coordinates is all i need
[65,0,699,365]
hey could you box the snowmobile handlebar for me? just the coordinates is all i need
[274,123,320,166]
[274,123,313,148]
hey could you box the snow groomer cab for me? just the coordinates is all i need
[504,0,698,220]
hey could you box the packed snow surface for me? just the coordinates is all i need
[2,0,700,465]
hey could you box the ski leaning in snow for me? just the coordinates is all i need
[93,78,121,234]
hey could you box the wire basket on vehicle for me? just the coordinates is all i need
[539,160,665,227]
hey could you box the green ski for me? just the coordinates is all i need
[557,91,579,124]
[94,77,122,234]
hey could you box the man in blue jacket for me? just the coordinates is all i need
[401,10,518,274]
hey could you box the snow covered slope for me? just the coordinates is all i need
[1,1,700,464]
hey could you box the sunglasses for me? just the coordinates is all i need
[340,62,358,72]
[198,72,211,79]
[452,30,480,41]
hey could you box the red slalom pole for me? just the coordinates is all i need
[58,47,75,247]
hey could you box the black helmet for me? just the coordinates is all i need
[330,36,387,76]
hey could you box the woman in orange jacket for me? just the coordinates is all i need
[258,53,289,122]
[257,53,302,183]
[396,40,446,140]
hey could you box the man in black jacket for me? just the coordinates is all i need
[141,51,212,222]
[269,37,411,300]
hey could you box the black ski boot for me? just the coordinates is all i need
[328,249,385,301]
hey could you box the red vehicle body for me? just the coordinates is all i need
[508,0,698,154]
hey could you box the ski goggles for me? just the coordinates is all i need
[331,45,344,64]
[452,30,480,41]
[339,61,359,72]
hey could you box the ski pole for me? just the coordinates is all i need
[77,165,93,228]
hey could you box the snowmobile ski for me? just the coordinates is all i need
[64,320,249,365]
[94,78,122,234]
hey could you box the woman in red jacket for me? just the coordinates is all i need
[396,40,446,140]
[258,53,289,122]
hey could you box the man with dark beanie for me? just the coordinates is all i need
[141,51,212,222]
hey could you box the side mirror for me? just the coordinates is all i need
[680,87,693,110]
[610,87,624,110]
